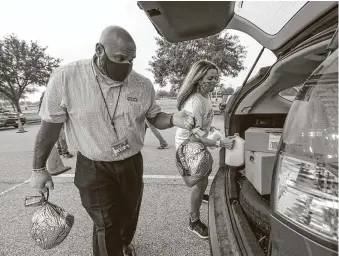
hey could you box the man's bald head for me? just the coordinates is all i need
[95,26,136,81]
[99,26,136,55]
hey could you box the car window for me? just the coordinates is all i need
[279,87,299,102]
[226,30,277,90]
[281,51,338,169]
[234,1,307,35]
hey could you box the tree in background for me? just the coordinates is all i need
[222,87,234,95]
[0,34,61,112]
[156,90,170,99]
[0,93,8,108]
[156,89,178,99]
[148,32,246,92]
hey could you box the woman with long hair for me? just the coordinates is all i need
[176,60,235,239]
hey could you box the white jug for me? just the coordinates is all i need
[207,129,223,149]
[207,129,223,141]
[225,133,245,167]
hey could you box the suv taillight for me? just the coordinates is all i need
[273,154,338,243]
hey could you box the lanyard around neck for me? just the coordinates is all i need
[92,64,123,136]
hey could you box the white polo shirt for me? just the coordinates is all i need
[40,57,161,161]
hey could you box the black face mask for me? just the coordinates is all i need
[101,51,133,82]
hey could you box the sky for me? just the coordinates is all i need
[0,0,277,102]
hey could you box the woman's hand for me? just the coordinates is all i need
[220,136,236,149]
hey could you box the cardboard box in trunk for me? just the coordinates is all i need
[245,151,277,195]
[245,127,283,153]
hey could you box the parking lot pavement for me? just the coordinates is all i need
[0,181,209,256]
[0,115,224,255]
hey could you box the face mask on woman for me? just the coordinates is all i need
[199,81,217,95]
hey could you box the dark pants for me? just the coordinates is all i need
[74,152,144,256]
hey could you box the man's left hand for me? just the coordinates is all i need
[172,110,196,130]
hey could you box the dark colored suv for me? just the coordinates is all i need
[138,1,338,255]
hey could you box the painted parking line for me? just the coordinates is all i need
[0,179,30,196]
[0,175,215,197]
[56,173,215,180]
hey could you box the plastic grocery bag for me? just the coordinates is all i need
[176,128,214,187]
[24,188,74,250]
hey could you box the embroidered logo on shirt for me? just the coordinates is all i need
[127,97,138,102]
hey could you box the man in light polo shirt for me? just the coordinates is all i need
[30,26,195,256]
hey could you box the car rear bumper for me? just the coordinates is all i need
[208,165,240,256]
[270,215,338,256]
[208,148,265,256]
[209,148,337,256]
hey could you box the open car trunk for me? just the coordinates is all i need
[209,28,337,255]
[137,1,338,255]
[137,1,338,54]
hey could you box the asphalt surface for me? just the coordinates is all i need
[0,115,224,256]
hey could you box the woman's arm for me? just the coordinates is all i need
[189,97,219,147]
[197,136,219,147]
[192,134,235,149]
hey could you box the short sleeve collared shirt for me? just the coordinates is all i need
[39,58,161,161]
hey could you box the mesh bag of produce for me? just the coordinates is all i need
[176,129,214,187]
[25,189,74,250]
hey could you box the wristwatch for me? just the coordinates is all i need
[215,139,221,148]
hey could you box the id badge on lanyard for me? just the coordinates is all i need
[93,64,131,157]
[112,138,131,157]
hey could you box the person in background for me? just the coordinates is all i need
[39,92,73,158]
[56,126,74,158]
[31,26,195,256]
[175,60,235,239]
[145,118,168,149]
[38,92,44,113]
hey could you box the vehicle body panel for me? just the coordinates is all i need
[138,1,338,53]
[270,216,338,256]
[0,108,26,127]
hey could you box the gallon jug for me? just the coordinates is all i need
[207,129,223,149]
[207,129,223,141]
[225,133,245,167]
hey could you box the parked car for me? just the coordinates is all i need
[0,108,26,128]
[138,1,338,255]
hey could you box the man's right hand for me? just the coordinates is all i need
[31,121,63,193]
[29,170,54,193]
